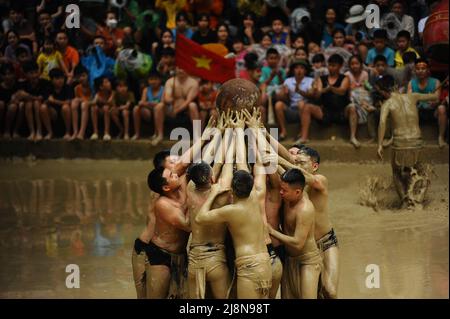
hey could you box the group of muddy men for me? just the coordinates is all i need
[132,108,338,299]
[131,82,442,299]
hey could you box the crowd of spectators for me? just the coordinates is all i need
[0,0,448,147]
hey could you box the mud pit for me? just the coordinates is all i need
[0,159,447,298]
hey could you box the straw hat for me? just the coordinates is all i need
[345,5,368,24]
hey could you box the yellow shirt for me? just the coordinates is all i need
[395,47,420,69]
[156,0,186,30]
[37,51,63,80]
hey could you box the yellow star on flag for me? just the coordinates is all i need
[193,56,212,70]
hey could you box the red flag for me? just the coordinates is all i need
[175,34,236,83]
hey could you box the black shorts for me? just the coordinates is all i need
[418,108,436,123]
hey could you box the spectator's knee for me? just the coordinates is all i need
[437,105,446,116]
[40,104,48,112]
[81,102,89,111]
[102,105,110,112]
[62,104,70,112]
[275,101,284,111]
[188,102,198,110]
[8,103,18,112]
[122,109,129,117]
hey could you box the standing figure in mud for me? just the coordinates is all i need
[376,75,441,208]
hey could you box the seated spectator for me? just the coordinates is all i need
[389,0,415,39]
[291,35,305,51]
[394,30,419,69]
[321,7,345,49]
[368,54,414,93]
[172,11,194,40]
[216,23,233,53]
[55,31,80,84]
[155,0,186,30]
[260,47,286,124]
[36,0,64,28]
[345,55,374,146]
[198,80,219,130]
[237,12,263,47]
[1,63,22,139]
[40,68,73,140]
[357,42,369,64]
[35,11,56,48]
[324,28,352,72]
[275,59,314,141]
[14,61,50,141]
[407,58,447,148]
[112,79,134,140]
[366,29,395,67]
[192,13,217,45]
[270,17,290,47]
[3,30,31,63]
[90,76,114,141]
[232,37,249,77]
[2,7,37,54]
[156,47,176,83]
[12,47,32,84]
[37,37,69,81]
[96,10,125,57]
[251,32,272,66]
[158,67,200,145]
[300,54,353,145]
[311,53,328,78]
[152,29,176,61]
[134,72,164,141]
[184,0,224,30]
[344,5,371,44]
[72,65,93,140]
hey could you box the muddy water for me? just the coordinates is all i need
[0,159,448,299]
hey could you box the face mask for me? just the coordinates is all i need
[106,19,118,28]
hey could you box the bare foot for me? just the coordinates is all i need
[131,134,139,140]
[438,136,446,148]
[124,134,130,140]
[12,132,20,139]
[350,137,361,149]
[366,138,376,144]
[151,135,163,146]
[76,134,84,140]
[44,133,52,140]
[103,134,111,141]
[90,133,98,140]
[294,137,309,145]
[27,134,35,141]
[2,133,11,140]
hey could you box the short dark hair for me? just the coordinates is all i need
[23,61,39,73]
[94,76,109,91]
[328,53,344,65]
[396,30,411,40]
[332,28,346,38]
[373,29,388,40]
[266,47,280,58]
[49,68,65,79]
[244,52,260,70]
[376,74,395,93]
[153,150,171,169]
[312,53,325,64]
[281,168,306,189]
[148,71,162,79]
[147,167,167,195]
[187,162,211,187]
[374,54,387,65]
[176,11,189,22]
[74,64,88,76]
[197,13,209,23]
[232,170,254,198]
[300,146,320,164]
[402,51,417,64]
[415,57,429,66]
[349,54,363,65]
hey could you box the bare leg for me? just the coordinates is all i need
[110,107,123,138]
[132,105,141,139]
[132,249,147,299]
[25,101,35,140]
[91,105,99,139]
[103,105,111,140]
[34,101,42,140]
[77,102,89,139]
[188,102,200,121]
[320,246,339,299]
[237,278,269,299]
[4,103,18,138]
[301,104,323,141]
[346,105,360,148]
[146,265,171,299]
[154,103,165,138]
[300,263,321,299]
[436,105,447,148]
[71,99,80,139]
[260,105,267,126]
[13,102,24,138]
[392,164,407,206]
[269,256,283,299]
[40,104,53,139]
[62,103,72,139]
[122,109,130,139]
[274,101,287,138]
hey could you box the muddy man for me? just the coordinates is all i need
[376,75,440,208]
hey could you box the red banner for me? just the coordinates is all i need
[175,34,236,83]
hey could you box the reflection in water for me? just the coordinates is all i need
[0,161,447,298]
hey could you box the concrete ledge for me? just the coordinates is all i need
[0,138,447,163]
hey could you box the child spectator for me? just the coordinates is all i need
[366,29,395,67]
[134,72,164,141]
[408,58,447,148]
[275,59,314,140]
[216,23,233,53]
[95,10,125,57]
[270,17,290,47]
[198,80,219,130]
[300,54,353,145]
[112,80,134,140]
[13,47,31,83]
[71,65,92,140]
[55,31,79,84]
[3,30,31,63]
[192,13,217,45]
[152,29,175,61]
[156,47,176,83]
[311,53,328,78]
[15,61,50,141]
[90,76,114,141]
[345,55,374,145]
[37,37,68,81]
[251,32,272,66]
[40,68,73,140]
[394,30,419,69]
[291,35,305,50]
[36,11,56,48]
[321,7,345,48]
[237,12,262,47]
[232,37,249,77]
[172,11,194,40]
[1,63,22,139]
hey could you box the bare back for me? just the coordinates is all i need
[384,93,422,140]
[305,175,332,240]
[187,182,228,245]
[138,192,158,243]
[265,181,282,246]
